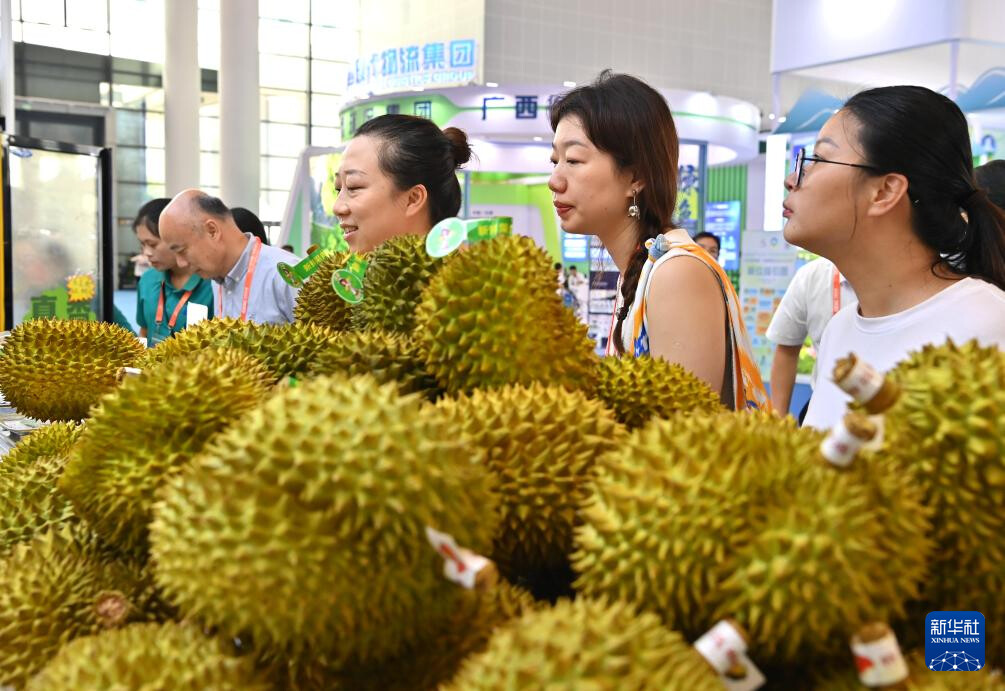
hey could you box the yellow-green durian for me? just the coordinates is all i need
[444,597,722,690]
[307,330,440,398]
[414,235,598,395]
[0,422,82,552]
[0,319,143,421]
[60,349,272,554]
[436,383,626,591]
[293,251,354,330]
[26,621,270,691]
[574,411,931,664]
[351,234,442,333]
[594,355,724,428]
[150,374,498,666]
[0,528,157,688]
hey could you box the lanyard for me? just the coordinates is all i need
[155,281,193,331]
[217,238,263,322]
[832,268,842,315]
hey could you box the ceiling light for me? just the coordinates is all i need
[563,81,576,87]
[486,81,498,87]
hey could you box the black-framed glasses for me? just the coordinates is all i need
[794,148,881,188]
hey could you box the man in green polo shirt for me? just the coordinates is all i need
[133,198,214,346]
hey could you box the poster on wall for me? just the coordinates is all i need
[739,230,801,380]
[675,163,701,232]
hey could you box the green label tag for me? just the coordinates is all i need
[344,255,369,276]
[426,217,469,257]
[332,268,365,304]
[278,247,334,287]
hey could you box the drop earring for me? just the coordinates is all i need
[628,191,640,219]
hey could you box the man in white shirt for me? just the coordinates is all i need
[766,258,856,418]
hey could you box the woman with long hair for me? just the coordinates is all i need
[784,86,1005,429]
[549,71,768,410]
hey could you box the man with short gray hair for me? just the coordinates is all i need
[159,189,300,324]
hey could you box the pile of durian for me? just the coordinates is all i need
[0,232,1002,690]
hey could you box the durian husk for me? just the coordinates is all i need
[307,330,441,398]
[877,339,1005,665]
[26,621,270,691]
[0,422,83,553]
[293,251,354,330]
[443,597,722,690]
[149,374,499,666]
[60,349,273,555]
[436,383,626,594]
[414,235,598,395]
[0,319,144,421]
[139,318,338,381]
[594,354,725,428]
[574,411,931,665]
[350,233,442,333]
[0,527,163,688]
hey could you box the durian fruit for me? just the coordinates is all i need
[150,374,498,667]
[444,597,722,690]
[307,330,441,398]
[140,318,338,381]
[60,349,273,554]
[594,355,724,429]
[351,234,441,332]
[574,411,931,664]
[814,649,1005,690]
[293,251,354,330]
[0,528,158,688]
[0,422,82,552]
[0,319,144,421]
[414,235,598,395]
[27,621,270,691]
[436,383,626,594]
[279,582,537,691]
[878,339,1005,663]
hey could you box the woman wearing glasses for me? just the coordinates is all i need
[549,71,768,410]
[786,85,1005,429]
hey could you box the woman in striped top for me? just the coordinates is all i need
[548,71,768,411]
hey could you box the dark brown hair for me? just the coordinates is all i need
[550,70,680,353]
[355,114,472,225]
[132,197,171,237]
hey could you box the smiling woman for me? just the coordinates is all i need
[333,114,472,253]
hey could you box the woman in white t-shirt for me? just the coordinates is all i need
[783,85,1005,430]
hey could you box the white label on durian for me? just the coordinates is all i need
[424,525,490,590]
[820,417,866,467]
[851,630,909,686]
[187,302,208,326]
[694,622,764,691]
[120,367,143,379]
[835,357,884,404]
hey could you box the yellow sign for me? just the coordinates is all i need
[66,274,96,303]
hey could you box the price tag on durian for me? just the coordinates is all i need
[278,244,331,288]
[694,620,765,691]
[331,255,369,305]
[424,525,491,590]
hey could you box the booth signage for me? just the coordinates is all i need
[348,39,478,96]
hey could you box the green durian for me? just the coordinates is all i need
[574,411,930,664]
[278,583,537,691]
[60,349,273,554]
[307,330,441,397]
[436,383,626,592]
[351,234,441,332]
[150,374,498,666]
[140,318,338,381]
[27,621,270,691]
[878,339,1005,664]
[0,319,143,421]
[814,649,1005,690]
[444,597,722,690]
[293,251,354,330]
[595,355,724,428]
[414,235,598,395]
[0,422,82,552]
[0,528,157,688]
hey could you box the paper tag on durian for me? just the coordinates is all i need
[851,629,908,686]
[694,621,765,691]
[424,525,490,589]
[862,414,885,452]
[426,218,469,258]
